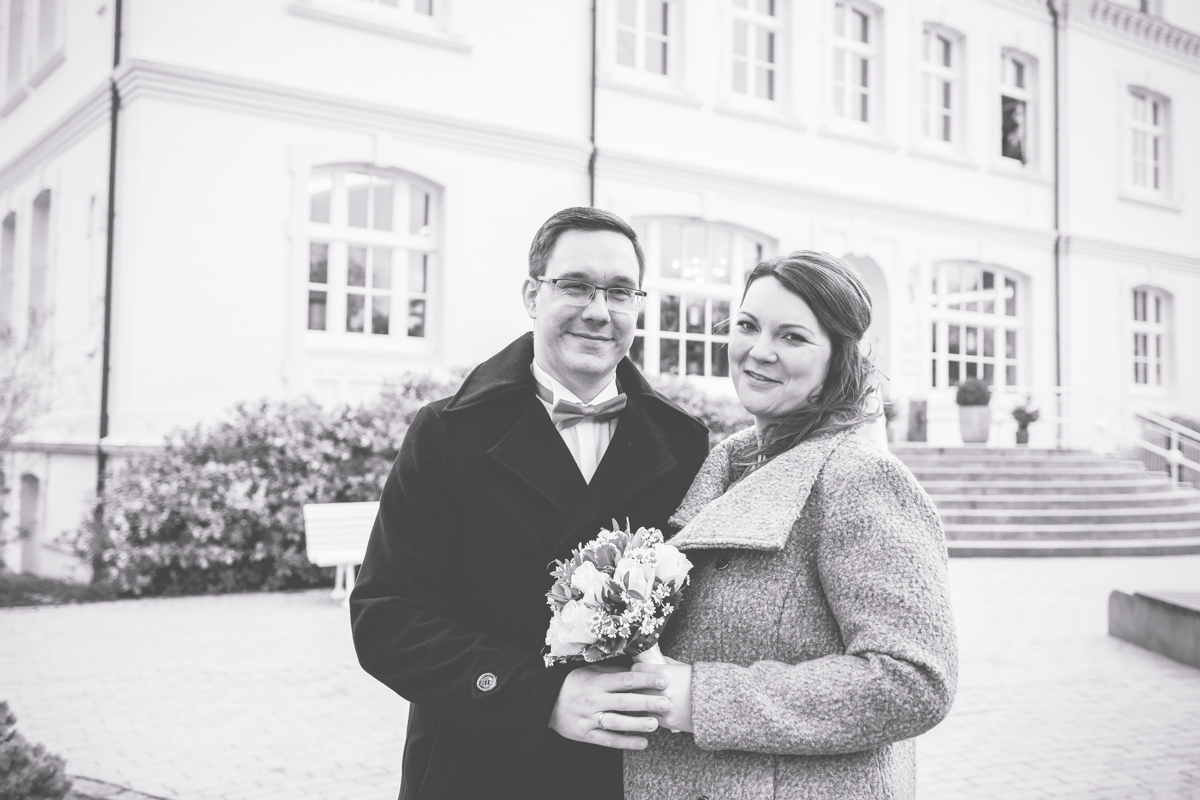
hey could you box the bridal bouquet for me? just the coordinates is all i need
[543,521,692,667]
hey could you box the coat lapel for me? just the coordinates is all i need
[551,397,679,556]
[669,429,853,553]
[487,397,587,517]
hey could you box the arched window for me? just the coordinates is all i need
[929,262,1025,389]
[307,166,437,341]
[18,473,39,573]
[631,218,774,378]
[1131,286,1169,387]
[29,190,50,341]
[0,212,15,336]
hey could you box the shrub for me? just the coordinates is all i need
[649,376,753,445]
[955,378,991,407]
[1012,397,1040,428]
[0,702,72,800]
[76,376,464,598]
[0,573,119,608]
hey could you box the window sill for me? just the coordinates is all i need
[28,50,65,88]
[0,87,28,118]
[816,122,898,152]
[596,75,702,108]
[288,0,472,53]
[986,158,1052,185]
[907,142,978,170]
[305,330,435,355]
[713,101,806,131]
[1118,190,1181,213]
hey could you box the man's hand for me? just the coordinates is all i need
[631,659,694,733]
[548,665,671,750]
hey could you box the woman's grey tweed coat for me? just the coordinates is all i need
[625,428,958,800]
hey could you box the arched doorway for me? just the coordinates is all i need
[19,474,40,573]
[842,254,891,385]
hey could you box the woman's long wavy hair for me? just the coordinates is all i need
[732,250,882,479]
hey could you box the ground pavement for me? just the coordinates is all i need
[2,555,1198,800]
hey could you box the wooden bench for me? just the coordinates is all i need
[303,501,379,603]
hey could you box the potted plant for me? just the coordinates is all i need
[955,378,992,444]
[1012,397,1040,445]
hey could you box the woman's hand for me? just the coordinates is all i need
[631,658,694,733]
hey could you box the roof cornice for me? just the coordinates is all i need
[1067,0,1200,71]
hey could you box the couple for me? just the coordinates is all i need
[350,208,957,800]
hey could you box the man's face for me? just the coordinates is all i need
[522,229,641,398]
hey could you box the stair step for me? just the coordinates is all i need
[940,506,1200,525]
[921,480,1173,495]
[944,519,1200,540]
[900,457,1140,470]
[931,492,1200,509]
[891,446,1093,456]
[910,467,1150,481]
[948,537,1200,557]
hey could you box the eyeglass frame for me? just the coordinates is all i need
[533,276,647,313]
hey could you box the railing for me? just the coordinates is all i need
[992,386,1200,490]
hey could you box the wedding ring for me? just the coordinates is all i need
[597,712,609,730]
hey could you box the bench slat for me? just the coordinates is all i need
[303,501,378,568]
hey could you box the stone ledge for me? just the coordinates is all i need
[1109,590,1200,669]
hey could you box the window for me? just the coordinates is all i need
[1129,89,1169,194]
[307,167,436,342]
[5,0,26,98]
[28,190,49,340]
[630,218,773,378]
[1138,0,1161,15]
[1131,287,1168,387]
[731,0,780,101]
[363,0,433,13]
[832,1,876,124]
[929,263,1024,389]
[1000,51,1034,165]
[0,213,14,335]
[35,0,62,70]
[920,26,961,145]
[615,0,672,76]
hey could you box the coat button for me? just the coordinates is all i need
[714,555,731,571]
[476,672,497,692]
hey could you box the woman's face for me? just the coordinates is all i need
[729,276,833,430]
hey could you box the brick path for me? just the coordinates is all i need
[2,556,1198,800]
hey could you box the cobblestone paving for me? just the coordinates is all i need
[2,556,1198,800]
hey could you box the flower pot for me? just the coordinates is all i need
[1015,427,1030,445]
[958,405,991,444]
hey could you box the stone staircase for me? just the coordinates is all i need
[891,445,1200,557]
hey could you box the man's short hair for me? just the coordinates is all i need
[527,207,647,285]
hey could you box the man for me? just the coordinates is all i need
[350,207,709,799]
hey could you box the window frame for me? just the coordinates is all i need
[629,217,775,383]
[729,0,785,105]
[830,0,880,128]
[997,49,1036,169]
[287,0,470,53]
[28,0,64,86]
[1129,286,1170,392]
[611,0,678,81]
[2,0,29,111]
[918,24,965,151]
[928,262,1026,393]
[1126,87,1171,200]
[305,165,438,349]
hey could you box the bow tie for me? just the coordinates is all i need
[533,381,627,431]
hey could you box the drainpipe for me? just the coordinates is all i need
[588,0,598,207]
[1047,0,1063,447]
[95,0,122,576]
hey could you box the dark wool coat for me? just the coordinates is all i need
[350,333,709,800]
[625,428,958,800]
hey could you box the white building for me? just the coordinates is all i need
[1,0,1197,577]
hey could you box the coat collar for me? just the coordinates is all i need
[668,428,854,552]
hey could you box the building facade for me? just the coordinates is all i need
[1,0,1197,576]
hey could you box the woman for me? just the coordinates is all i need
[625,251,957,800]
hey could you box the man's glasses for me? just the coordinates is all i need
[534,277,646,314]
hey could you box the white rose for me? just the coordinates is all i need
[652,543,693,588]
[614,557,655,600]
[552,599,599,656]
[570,562,609,606]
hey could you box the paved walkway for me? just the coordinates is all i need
[2,556,1198,800]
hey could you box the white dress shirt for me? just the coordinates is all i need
[531,360,620,484]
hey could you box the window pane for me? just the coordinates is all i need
[966,361,978,380]
[1002,96,1027,163]
[854,9,868,43]
[660,338,680,375]
[948,324,960,355]
[407,299,426,338]
[647,0,668,35]
[948,360,960,385]
[757,28,774,64]
[686,341,705,376]
[346,293,366,333]
[983,363,995,385]
[408,252,427,294]
[630,336,645,368]
[983,328,994,358]
[757,0,774,15]
[686,297,705,334]
[617,0,635,25]
[1006,364,1017,386]
[757,66,774,100]
[932,358,938,387]
[347,173,370,228]
[617,30,636,66]
[372,248,392,289]
[1134,290,1146,321]
[733,60,748,94]
[372,296,391,336]
[712,344,729,377]
[1014,60,1025,89]
[1154,294,1161,323]
[965,326,978,356]
[309,175,332,223]
[931,322,937,353]
[7,0,25,93]
[309,243,329,284]
[940,36,951,67]
[38,0,58,60]
[348,247,367,287]
[661,294,680,332]
[733,21,748,57]
[712,299,731,334]
[660,220,682,278]
[964,267,978,313]
[709,229,732,284]
[1005,278,1017,316]
[947,267,961,310]
[834,2,844,35]
[646,39,667,74]
[307,291,327,331]
[1005,330,1017,359]
[683,224,706,283]
[373,178,394,231]
[410,186,430,234]
[414,0,432,13]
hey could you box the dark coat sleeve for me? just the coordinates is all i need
[349,405,570,751]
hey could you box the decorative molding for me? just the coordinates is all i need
[978,0,1053,23]
[1064,235,1200,273]
[115,60,591,172]
[0,81,111,192]
[3,437,164,457]
[1069,0,1200,71]
[598,150,1058,251]
[596,76,703,108]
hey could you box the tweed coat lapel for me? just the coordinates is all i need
[668,428,854,552]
